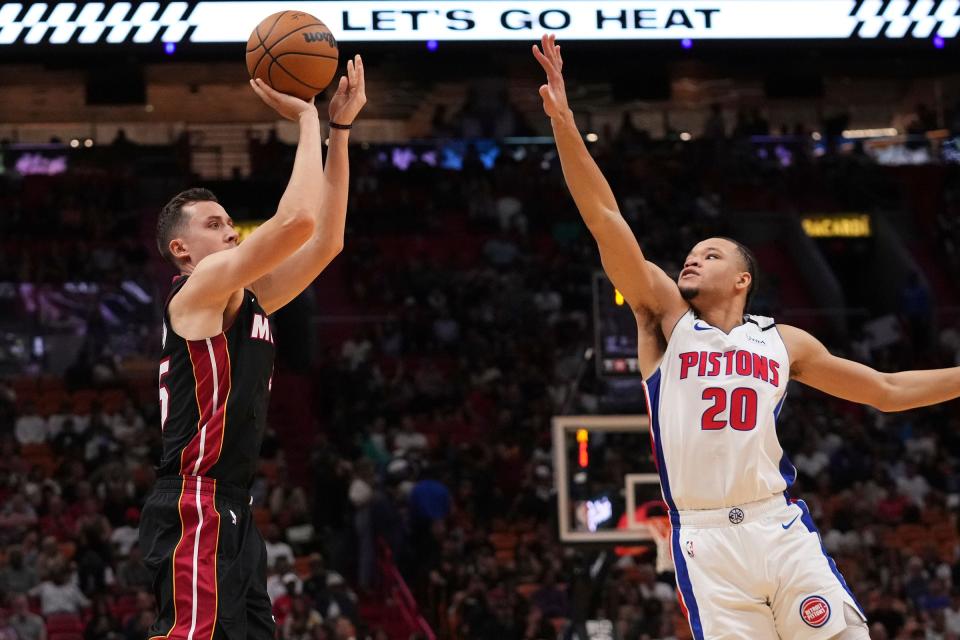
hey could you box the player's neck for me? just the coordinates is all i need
[694,304,746,334]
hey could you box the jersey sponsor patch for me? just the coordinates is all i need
[799,595,831,628]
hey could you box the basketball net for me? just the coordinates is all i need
[643,516,673,574]
[633,499,673,574]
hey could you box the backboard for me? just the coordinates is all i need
[552,414,664,544]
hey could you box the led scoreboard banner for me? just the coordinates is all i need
[593,271,640,378]
[0,0,958,46]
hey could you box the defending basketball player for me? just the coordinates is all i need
[535,35,960,639]
[139,57,366,640]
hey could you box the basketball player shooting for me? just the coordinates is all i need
[139,57,365,640]
[534,34,960,639]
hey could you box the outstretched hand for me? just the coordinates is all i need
[249,78,317,122]
[328,54,367,126]
[532,34,569,120]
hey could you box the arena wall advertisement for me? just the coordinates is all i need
[0,0,958,45]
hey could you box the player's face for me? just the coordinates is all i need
[179,201,238,265]
[678,238,747,303]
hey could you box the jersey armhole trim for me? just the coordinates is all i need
[165,283,245,343]
[643,309,691,378]
[772,322,792,383]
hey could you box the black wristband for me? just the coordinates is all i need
[329,121,353,130]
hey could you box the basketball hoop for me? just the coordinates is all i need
[636,500,673,574]
[642,515,673,574]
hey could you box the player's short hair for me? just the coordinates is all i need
[156,187,218,266]
[716,236,759,311]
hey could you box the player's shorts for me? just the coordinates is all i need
[139,475,275,640]
[669,494,866,640]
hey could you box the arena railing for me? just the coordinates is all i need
[377,539,436,640]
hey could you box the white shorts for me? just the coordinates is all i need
[669,494,866,640]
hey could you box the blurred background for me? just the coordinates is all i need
[1,1,960,639]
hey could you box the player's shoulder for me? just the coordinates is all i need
[743,313,777,331]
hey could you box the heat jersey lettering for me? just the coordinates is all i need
[250,313,274,344]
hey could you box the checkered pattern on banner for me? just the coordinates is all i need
[0,2,198,45]
[851,0,960,38]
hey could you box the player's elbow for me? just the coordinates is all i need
[325,232,345,256]
[871,374,901,412]
[281,212,315,244]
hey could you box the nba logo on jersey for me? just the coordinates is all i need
[799,595,831,628]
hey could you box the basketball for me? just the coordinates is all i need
[246,11,339,101]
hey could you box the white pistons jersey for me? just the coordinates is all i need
[644,309,795,511]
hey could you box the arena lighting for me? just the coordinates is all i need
[585,132,599,142]
[681,37,693,48]
[680,132,692,141]
[842,127,899,138]
[1,1,959,44]
[164,41,175,54]
[426,39,438,51]
[801,213,872,238]
[234,220,264,242]
[934,34,946,48]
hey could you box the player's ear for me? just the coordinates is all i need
[169,238,189,261]
[736,271,751,292]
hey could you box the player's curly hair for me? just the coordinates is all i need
[716,236,759,312]
[156,188,218,266]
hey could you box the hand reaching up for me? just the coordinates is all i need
[532,34,570,120]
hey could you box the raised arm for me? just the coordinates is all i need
[532,34,684,323]
[780,323,960,412]
[250,55,368,314]
[175,80,322,313]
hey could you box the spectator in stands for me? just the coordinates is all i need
[271,569,303,630]
[39,494,77,542]
[530,569,569,619]
[115,546,151,592]
[315,574,359,625]
[393,416,428,454]
[264,523,296,569]
[282,595,324,640]
[35,536,64,581]
[14,401,46,446]
[0,610,18,640]
[109,400,144,445]
[268,556,302,605]
[108,508,139,557]
[348,459,377,592]
[898,462,932,507]
[50,419,84,458]
[29,561,90,615]
[122,610,153,640]
[47,401,84,439]
[84,596,122,640]
[0,494,38,543]
[332,616,357,640]
[8,595,45,640]
[0,547,38,595]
